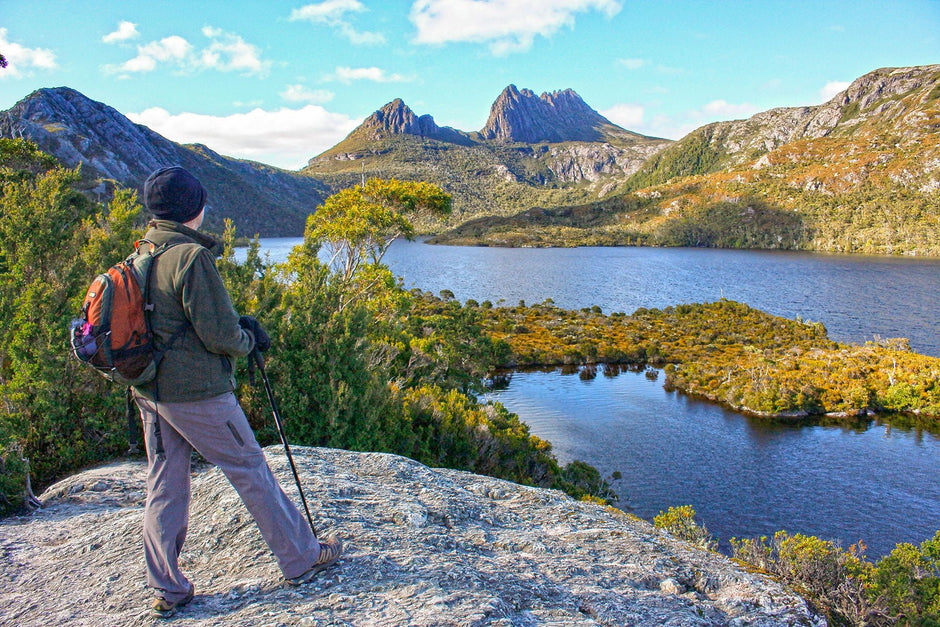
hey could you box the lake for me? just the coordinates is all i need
[245,238,940,557]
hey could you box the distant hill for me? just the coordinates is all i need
[304,87,672,226]
[0,87,329,237]
[433,65,940,256]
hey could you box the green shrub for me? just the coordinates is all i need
[654,505,717,551]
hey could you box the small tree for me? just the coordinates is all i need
[308,178,451,284]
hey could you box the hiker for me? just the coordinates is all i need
[132,166,342,618]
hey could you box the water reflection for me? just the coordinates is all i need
[486,366,940,558]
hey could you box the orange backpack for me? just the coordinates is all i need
[71,240,186,386]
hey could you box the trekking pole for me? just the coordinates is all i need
[251,349,317,536]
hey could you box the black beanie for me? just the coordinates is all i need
[144,166,207,223]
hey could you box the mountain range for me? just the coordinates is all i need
[2,65,938,253]
[303,85,671,225]
[431,65,940,254]
[0,87,328,237]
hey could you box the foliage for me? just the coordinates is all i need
[870,532,940,626]
[481,299,940,426]
[653,505,718,551]
[308,178,452,282]
[731,530,940,626]
[624,126,726,191]
[0,141,145,514]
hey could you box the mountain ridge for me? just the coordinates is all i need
[0,87,329,237]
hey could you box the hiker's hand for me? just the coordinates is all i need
[239,316,271,352]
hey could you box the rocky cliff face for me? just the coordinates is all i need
[0,87,328,237]
[0,446,823,626]
[481,85,616,144]
[354,99,472,146]
[545,142,669,184]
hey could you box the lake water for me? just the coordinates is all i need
[246,238,940,557]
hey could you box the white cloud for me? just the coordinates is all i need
[600,103,644,128]
[127,105,360,170]
[105,27,269,76]
[410,0,622,55]
[102,21,139,44]
[281,84,335,103]
[819,80,850,102]
[115,35,192,73]
[617,57,644,70]
[289,0,385,45]
[199,28,270,74]
[624,100,760,141]
[326,66,412,84]
[0,28,57,78]
[701,99,760,118]
[290,0,366,22]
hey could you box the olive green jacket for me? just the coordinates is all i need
[133,220,255,402]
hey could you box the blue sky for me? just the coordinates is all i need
[2,0,938,169]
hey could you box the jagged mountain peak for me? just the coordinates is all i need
[350,98,471,146]
[480,84,623,144]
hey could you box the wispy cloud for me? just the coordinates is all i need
[127,105,359,170]
[700,99,760,118]
[410,0,622,55]
[102,21,139,44]
[104,27,270,76]
[617,57,644,70]
[325,66,412,84]
[0,28,57,78]
[280,84,335,103]
[819,80,850,102]
[604,98,760,140]
[289,1,386,45]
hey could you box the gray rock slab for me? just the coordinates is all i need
[0,446,825,626]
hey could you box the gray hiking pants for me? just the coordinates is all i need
[135,391,320,601]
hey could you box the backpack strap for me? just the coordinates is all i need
[134,239,190,461]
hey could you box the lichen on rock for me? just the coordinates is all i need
[0,446,824,626]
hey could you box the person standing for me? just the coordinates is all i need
[132,166,341,618]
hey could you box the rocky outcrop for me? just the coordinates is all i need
[657,65,940,173]
[0,446,823,626]
[545,142,669,183]
[0,87,328,237]
[351,99,473,146]
[481,85,620,144]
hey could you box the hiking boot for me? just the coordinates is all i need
[286,536,343,585]
[151,583,194,618]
